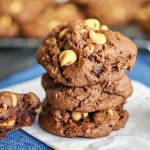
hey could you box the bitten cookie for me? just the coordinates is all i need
[21,3,85,38]
[42,73,132,112]
[0,14,19,37]
[0,91,41,139]
[36,19,137,87]
[39,101,128,138]
[70,0,140,27]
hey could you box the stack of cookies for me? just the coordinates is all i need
[36,19,137,138]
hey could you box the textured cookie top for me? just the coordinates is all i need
[37,19,137,87]
[42,73,132,112]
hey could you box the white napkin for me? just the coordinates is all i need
[1,78,150,150]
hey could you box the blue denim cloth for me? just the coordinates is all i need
[0,50,149,149]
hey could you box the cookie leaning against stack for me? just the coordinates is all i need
[0,91,41,139]
[36,19,137,138]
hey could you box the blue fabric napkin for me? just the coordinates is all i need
[0,50,149,150]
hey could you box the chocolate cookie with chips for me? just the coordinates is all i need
[0,91,41,139]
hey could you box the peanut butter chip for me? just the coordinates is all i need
[2,103,7,109]
[108,109,113,116]
[71,112,82,121]
[11,94,17,107]
[35,105,42,115]
[59,28,68,39]
[85,19,100,31]
[80,29,87,33]
[82,112,88,118]
[59,50,77,66]
[101,25,109,31]
[89,31,106,44]
[84,45,94,53]
[0,119,16,127]
[52,38,57,45]
[71,112,88,121]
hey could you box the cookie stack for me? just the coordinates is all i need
[36,19,137,138]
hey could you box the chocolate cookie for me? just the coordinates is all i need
[42,73,132,112]
[0,14,19,37]
[39,101,128,138]
[36,19,137,87]
[135,0,150,33]
[0,0,54,23]
[0,91,41,139]
[21,3,85,38]
[70,0,140,27]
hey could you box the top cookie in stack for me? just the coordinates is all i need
[36,19,137,87]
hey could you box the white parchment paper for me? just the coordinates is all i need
[1,78,150,150]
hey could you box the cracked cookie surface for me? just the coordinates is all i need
[36,20,137,87]
[0,91,41,139]
[42,73,133,112]
[39,100,128,138]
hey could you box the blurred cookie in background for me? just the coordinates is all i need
[0,0,55,23]
[21,3,85,38]
[0,14,19,37]
[70,0,141,27]
[70,0,89,5]
[135,0,150,33]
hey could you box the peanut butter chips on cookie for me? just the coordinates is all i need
[0,91,41,139]
[39,101,128,138]
[36,19,137,87]
[37,19,137,138]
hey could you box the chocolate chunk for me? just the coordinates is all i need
[36,20,137,87]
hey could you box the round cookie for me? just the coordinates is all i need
[42,73,132,112]
[39,101,128,138]
[135,1,150,33]
[70,0,90,5]
[0,0,54,23]
[0,14,19,37]
[21,3,85,38]
[70,0,140,27]
[36,19,137,87]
